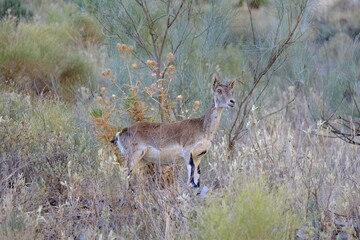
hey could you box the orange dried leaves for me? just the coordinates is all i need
[116,43,134,52]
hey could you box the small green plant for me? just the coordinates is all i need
[196,179,298,240]
[90,106,104,118]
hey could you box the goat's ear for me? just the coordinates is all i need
[212,75,219,92]
[229,80,235,90]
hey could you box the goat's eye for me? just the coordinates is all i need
[217,89,222,94]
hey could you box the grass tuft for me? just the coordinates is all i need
[90,106,104,118]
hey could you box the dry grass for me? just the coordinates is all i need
[1,0,360,239]
[1,86,360,239]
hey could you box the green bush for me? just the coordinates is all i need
[0,18,95,101]
[196,179,298,240]
[70,13,104,44]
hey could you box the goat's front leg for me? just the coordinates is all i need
[183,152,195,188]
[189,153,201,188]
[183,152,201,188]
[189,140,211,188]
[127,147,147,191]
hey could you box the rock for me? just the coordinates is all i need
[295,229,307,239]
[199,186,209,196]
[334,219,347,228]
[336,232,348,240]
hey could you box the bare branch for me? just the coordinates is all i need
[228,0,308,149]
[119,1,153,58]
[159,1,185,60]
[136,0,160,63]
[324,122,360,145]
[246,1,256,45]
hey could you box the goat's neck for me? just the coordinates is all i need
[202,100,224,140]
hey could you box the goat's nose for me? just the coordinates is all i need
[228,99,235,108]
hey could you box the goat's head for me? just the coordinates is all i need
[212,75,235,108]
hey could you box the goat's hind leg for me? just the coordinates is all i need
[126,147,147,191]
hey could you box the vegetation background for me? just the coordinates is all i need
[0,0,360,239]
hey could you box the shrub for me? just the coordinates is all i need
[0,18,95,101]
[70,13,104,44]
[196,179,298,240]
